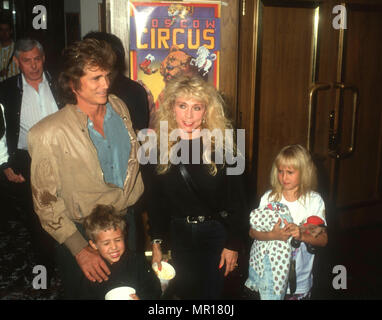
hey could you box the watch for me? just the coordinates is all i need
[151,239,163,245]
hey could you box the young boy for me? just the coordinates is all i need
[81,204,161,300]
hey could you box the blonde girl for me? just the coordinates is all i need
[250,144,328,300]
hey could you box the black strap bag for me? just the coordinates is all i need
[178,163,230,224]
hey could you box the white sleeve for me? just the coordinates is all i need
[310,192,327,225]
[258,190,272,209]
[0,104,9,166]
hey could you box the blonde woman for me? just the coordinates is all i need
[249,144,328,300]
[143,75,247,299]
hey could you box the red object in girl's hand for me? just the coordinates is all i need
[304,216,325,226]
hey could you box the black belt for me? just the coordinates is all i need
[183,215,214,224]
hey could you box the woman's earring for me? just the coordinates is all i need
[202,118,206,124]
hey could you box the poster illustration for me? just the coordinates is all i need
[129,1,221,107]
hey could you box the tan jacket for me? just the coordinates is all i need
[28,95,144,256]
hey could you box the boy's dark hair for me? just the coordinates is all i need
[83,204,126,242]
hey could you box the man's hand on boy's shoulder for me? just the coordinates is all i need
[76,245,111,283]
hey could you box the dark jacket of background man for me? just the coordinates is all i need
[0,71,60,173]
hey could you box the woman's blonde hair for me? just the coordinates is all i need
[153,75,234,175]
[268,144,317,202]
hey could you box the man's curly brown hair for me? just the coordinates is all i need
[58,38,116,105]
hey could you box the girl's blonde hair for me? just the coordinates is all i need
[153,75,234,175]
[269,144,317,202]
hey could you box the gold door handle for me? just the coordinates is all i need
[328,83,359,159]
[328,110,337,152]
[307,83,331,152]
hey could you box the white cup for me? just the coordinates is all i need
[152,261,176,293]
[105,286,136,300]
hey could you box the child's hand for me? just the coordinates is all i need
[285,223,302,241]
[130,294,139,300]
[271,218,291,241]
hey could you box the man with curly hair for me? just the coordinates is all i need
[28,38,144,299]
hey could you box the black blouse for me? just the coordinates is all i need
[142,138,248,251]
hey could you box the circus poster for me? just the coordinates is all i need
[129,1,221,107]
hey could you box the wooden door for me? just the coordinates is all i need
[238,0,382,228]
[329,2,382,227]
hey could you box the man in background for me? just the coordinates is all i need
[0,20,19,82]
[0,38,59,277]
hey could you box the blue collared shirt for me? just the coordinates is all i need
[88,103,131,188]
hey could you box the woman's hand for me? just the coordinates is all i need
[219,248,238,277]
[152,243,163,271]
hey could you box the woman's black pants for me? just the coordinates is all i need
[169,218,226,300]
